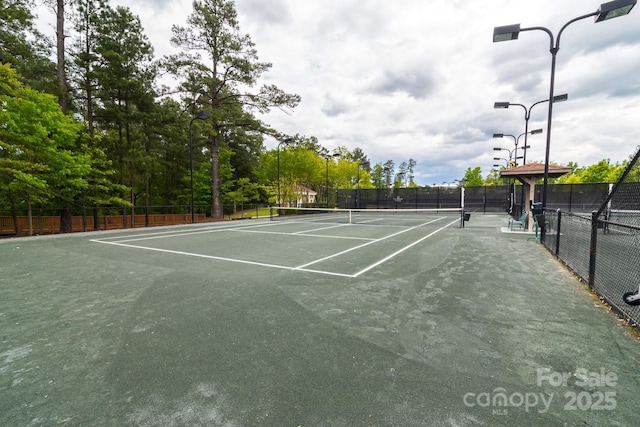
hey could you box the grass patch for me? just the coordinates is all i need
[227,207,272,220]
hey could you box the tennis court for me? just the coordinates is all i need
[90,208,463,278]
[1,212,639,426]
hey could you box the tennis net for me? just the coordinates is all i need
[269,207,465,227]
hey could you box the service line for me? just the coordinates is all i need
[292,216,450,272]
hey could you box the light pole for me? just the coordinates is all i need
[493,157,510,168]
[494,94,567,164]
[189,110,211,223]
[493,129,542,166]
[493,134,517,164]
[492,147,521,166]
[494,0,636,240]
[277,138,293,207]
[356,161,370,208]
[324,153,339,207]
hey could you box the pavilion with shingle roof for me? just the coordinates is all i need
[499,163,572,231]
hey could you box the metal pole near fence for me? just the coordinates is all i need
[555,210,562,256]
[588,210,599,288]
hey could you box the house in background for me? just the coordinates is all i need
[286,185,317,206]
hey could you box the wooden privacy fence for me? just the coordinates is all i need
[0,213,208,236]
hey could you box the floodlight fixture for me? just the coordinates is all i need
[493,24,521,42]
[595,0,636,22]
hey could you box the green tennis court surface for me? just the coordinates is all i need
[1,213,638,425]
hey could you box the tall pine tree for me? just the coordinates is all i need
[167,0,300,218]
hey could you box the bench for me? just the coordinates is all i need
[508,211,528,231]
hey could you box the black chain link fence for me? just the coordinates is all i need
[337,187,462,209]
[542,148,640,326]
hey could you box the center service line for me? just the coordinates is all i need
[351,217,460,277]
[292,216,447,271]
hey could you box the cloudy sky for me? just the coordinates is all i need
[43,0,640,185]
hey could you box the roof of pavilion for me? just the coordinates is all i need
[499,162,573,179]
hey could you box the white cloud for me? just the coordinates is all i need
[37,0,640,184]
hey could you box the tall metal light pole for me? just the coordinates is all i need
[494,95,567,164]
[356,161,370,208]
[189,111,211,223]
[324,153,339,207]
[493,129,542,166]
[493,134,517,164]
[492,147,519,166]
[276,138,293,207]
[493,158,510,168]
[494,0,636,241]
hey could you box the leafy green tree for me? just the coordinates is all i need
[168,0,300,218]
[0,64,92,234]
[351,147,369,168]
[484,168,505,186]
[90,5,156,213]
[148,99,190,210]
[463,166,483,187]
[625,152,640,182]
[0,0,57,94]
[225,177,262,213]
[407,158,417,186]
[577,159,614,183]
[383,160,395,188]
[370,163,385,188]
[69,0,108,134]
[396,161,408,187]
[333,158,358,190]
[556,159,626,184]
[284,148,323,205]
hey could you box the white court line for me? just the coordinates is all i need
[233,229,375,241]
[91,239,293,271]
[90,215,460,278]
[292,216,447,271]
[351,217,460,277]
[293,223,350,235]
[92,220,275,241]
[90,239,355,277]
[91,220,288,244]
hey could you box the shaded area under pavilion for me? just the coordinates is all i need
[500,163,572,231]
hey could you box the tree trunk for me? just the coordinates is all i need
[93,206,100,231]
[56,0,67,114]
[27,193,33,236]
[8,190,21,236]
[60,207,72,233]
[211,134,222,219]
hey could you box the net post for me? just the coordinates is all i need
[460,187,466,228]
[269,206,274,221]
[349,209,353,224]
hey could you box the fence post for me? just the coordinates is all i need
[555,209,562,256]
[568,184,573,213]
[588,210,598,289]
